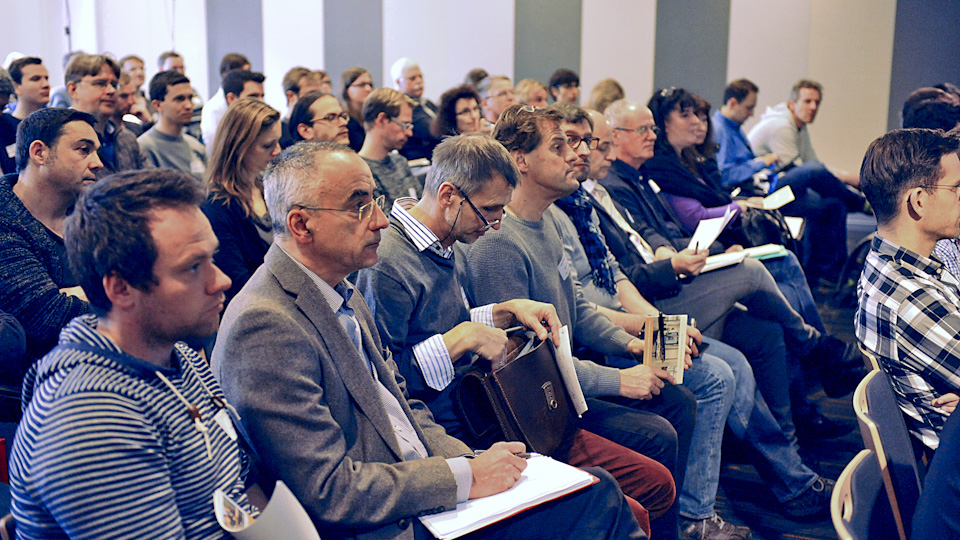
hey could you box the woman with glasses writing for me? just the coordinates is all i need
[202,99,282,305]
[341,67,375,151]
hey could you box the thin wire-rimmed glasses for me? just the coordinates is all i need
[923,184,960,198]
[312,111,349,125]
[614,125,659,137]
[390,117,414,131]
[454,185,500,232]
[296,194,386,221]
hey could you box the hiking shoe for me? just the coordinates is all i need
[782,476,834,520]
[679,513,753,539]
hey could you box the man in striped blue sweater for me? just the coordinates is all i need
[10,169,259,539]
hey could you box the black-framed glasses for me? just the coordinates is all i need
[567,134,599,151]
[614,125,659,136]
[390,117,414,131]
[312,111,349,124]
[455,105,482,117]
[454,185,499,232]
[296,194,386,222]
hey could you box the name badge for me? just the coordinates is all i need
[558,254,571,280]
[213,408,238,441]
[190,158,206,175]
[5,143,15,159]
[648,179,661,193]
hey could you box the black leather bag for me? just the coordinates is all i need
[452,329,578,456]
[739,207,800,253]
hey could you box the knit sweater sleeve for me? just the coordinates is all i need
[0,226,88,358]
[461,221,623,398]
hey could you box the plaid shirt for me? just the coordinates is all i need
[934,237,960,280]
[856,235,960,450]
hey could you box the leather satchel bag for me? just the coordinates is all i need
[452,329,578,456]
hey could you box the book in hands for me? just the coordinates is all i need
[553,325,588,416]
[687,206,737,252]
[743,185,796,210]
[642,314,688,384]
[419,455,597,540]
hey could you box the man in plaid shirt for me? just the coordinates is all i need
[856,128,960,451]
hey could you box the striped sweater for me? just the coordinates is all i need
[10,315,257,539]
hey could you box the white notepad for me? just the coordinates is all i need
[419,455,597,540]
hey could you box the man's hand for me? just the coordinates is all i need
[60,286,88,302]
[760,153,780,166]
[492,299,563,347]
[670,248,708,276]
[724,244,744,253]
[619,364,674,400]
[468,441,527,499]
[686,325,703,367]
[442,322,508,363]
[654,246,677,261]
[933,393,959,414]
[626,338,644,356]
[618,314,648,338]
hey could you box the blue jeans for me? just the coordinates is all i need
[761,252,825,333]
[677,350,734,519]
[705,338,818,502]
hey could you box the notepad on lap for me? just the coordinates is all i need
[419,455,597,540]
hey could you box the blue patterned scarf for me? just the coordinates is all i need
[554,187,618,296]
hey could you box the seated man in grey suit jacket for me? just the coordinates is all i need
[211,141,645,540]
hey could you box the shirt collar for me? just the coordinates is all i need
[873,234,947,280]
[391,197,454,258]
[277,244,352,313]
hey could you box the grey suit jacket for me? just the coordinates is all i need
[212,244,471,540]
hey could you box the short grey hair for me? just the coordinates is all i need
[423,133,520,197]
[476,75,511,99]
[263,141,355,236]
[390,57,418,86]
[604,99,642,128]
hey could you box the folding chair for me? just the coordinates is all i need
[853,370,924,540]
[858,343,880,371]
[832,449,898,540]
[0,513,13,540]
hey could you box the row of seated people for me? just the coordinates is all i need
[2,92,869,539]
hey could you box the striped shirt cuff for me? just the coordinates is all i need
[412,334,456,391]
[447,456,474,502]
[470,304,495,327]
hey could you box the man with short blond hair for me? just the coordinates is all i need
[358,88,423,212]
[66,53,142,177]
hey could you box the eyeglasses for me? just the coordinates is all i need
[455,105,482,117]
[390,118,414,131]
[454,185,499,232]
[83,77,118,90]
[567,134,599,151]
[614,125,659,136]
[311,111,349,124]
[350,81,374,89]
[296,194,386,222]
[923,184,960,196]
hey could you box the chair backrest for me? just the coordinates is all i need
[0,513,14,540]
[853,369,924,540]
[832,449,899,540]
[858,343,880,371]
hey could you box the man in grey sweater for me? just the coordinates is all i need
[139,71,207,178]
[461,105,751,540]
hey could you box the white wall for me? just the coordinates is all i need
[261,0,326,114]
[806,0,896,173]
[0,1,69,87]
[94,0,210,101]
[727,0,810,133]
[382,0,514,102]
[580,0,656,107]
